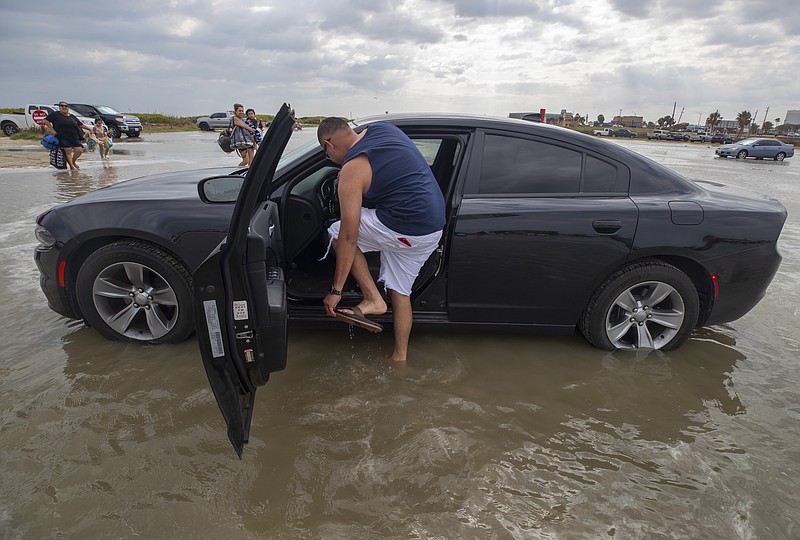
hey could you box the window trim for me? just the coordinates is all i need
[463,129,630,198]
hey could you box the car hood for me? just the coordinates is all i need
[60,166,244,205]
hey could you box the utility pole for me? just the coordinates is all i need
[763,107,770,130]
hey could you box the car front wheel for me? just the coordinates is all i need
[76,240,194,344]
[736,150,748,159]
[580,261,699,351]
[775,152,786,161]
[109,125,122,139]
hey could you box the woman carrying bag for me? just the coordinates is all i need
[231,103,256,166]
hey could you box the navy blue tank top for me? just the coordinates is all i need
[342,122,445,236]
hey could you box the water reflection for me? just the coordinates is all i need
[54,163,121,201]
[233,330,750,537]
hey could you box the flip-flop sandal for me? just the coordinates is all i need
[334,306,384,333]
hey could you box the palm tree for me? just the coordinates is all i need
[736,110,752,138]
[706,110,722,131]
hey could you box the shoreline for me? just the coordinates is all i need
[0,137,49,169]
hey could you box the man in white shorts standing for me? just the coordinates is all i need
[318,117,446,363]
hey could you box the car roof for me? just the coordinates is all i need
[352,112,700,195]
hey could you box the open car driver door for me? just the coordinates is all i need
[194,104,296,457]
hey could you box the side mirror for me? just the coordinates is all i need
[199,175,245,203]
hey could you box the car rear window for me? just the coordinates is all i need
[478,134,622,195]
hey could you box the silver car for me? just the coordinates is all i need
[715,138,795,161]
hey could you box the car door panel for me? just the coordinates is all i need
[447,129,638,327]
[194,103,295,457]
[448,197,638,326]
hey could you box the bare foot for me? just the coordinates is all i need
[339,298,387,318]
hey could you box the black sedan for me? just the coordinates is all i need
[35,106,786,355]
[610,129,637,138]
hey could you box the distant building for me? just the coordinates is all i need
[509,111,564,124]
[612,115,644,128]
[785,110,800,125]
[717,119,738,130]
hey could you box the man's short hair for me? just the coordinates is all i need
[246,108,255,115]
[317,117,350,142]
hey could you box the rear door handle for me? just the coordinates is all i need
[592,220,622,234]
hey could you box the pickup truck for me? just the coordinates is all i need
[593,128,614,136]
[67,103,143,138]
[1,104,93,136]
[690,131,713,142]
[647,129,670,140]
[197,112,235,131]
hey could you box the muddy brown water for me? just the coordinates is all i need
[1,132,798,539]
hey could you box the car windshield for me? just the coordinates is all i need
[277,139,319,171]
[96,105,121,115]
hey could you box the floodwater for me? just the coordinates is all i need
[1,132,798,539]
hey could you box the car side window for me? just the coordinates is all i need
[584,155,619,192]
[412,138,444,165]
[479,134,582,194]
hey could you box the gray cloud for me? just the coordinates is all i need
[0,0,795,122]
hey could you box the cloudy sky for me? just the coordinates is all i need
[1,0,797,125]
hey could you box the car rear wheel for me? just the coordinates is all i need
[199,122,211,131]
[736,150,748,159]
[580,261,699,351]
[775,152,786,161]
[76,240,194,344]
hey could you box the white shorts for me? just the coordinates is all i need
[327,208,442,296]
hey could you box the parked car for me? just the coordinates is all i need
[667,132,690,141]
[197,112,235,131]
[593,128,614,136]
[33,105,788,455]
[33,109,788,345]
[715,138,794,161]
[610,129,637,138]
[711,133,734,144]
[690,132,713,143]
[647,129,670,140]
[67,103,143,138]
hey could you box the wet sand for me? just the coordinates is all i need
[0,137,50,168]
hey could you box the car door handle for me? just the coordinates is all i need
[592,220,622,234]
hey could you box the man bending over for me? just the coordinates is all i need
[319,117,445,362]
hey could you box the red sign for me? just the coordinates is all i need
[32,109,48,125]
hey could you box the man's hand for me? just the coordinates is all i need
[323,293,341,317]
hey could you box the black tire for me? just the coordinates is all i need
[199,122,211,131]
[579,261,699,351]
[736,150,748,159]
[775,152,786,161]
[109,125,122,139]
[76,240,194,344]
[2,122,19,136]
